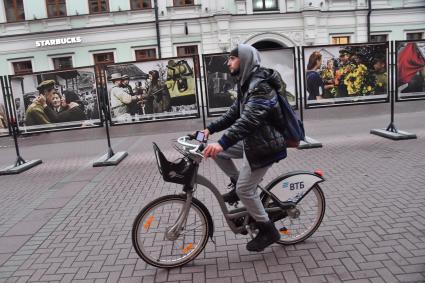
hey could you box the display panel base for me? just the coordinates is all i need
[370,129,417,140]
[0,159,42,175]
[298,136,323,149]
[93,151,128,167]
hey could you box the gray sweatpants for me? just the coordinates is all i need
[215,141,271,222]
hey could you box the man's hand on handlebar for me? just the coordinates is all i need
[203,143,223,159]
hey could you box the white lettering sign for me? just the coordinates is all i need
[35,36,82,47]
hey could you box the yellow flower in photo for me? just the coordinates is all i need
[367,86,372,92]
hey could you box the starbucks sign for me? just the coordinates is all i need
[35,37,82,47]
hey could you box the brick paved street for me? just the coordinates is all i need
[0,102,424,283]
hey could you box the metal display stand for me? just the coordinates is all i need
[0,76,42,175]
[92,67,128,167]
[370,41,416,140]
[296,47,322,149]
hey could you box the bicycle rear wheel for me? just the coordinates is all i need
[264,184,325,245]
[132,194,211,268]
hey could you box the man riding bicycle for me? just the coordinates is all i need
[201,44,288,252]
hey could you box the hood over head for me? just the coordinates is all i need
[248,68,284,94]
[234,44,261,86]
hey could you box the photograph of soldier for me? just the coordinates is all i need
[396,41,425,100]
[121,74,138,115]
[109,73,142,118]
[147,70,171,114]
[203,48,297,116]
[0,91,9,136]
[304,43,388,107]
[10,67,101,133]
[105,56,198,124]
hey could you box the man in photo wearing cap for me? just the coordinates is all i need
[25,80,56,126]
[335,48,352,97]
[109,73,140,117]
[199,44,288,252]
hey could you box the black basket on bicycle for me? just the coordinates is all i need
[153,142,197,185]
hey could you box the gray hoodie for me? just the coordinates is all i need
[235,44,261,87]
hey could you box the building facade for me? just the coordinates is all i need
[0,0,424,75]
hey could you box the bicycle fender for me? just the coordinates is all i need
[265,171,324,203]
[191,197,215,240]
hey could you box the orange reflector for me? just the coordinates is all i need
[182,243,193,254]
[314,169,324,177]
[279,227,290,235]
[144,215,154,230]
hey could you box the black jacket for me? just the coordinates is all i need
[207,67,287,169]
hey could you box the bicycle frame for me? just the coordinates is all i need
[170,167,285,236]
[163,137,324,238]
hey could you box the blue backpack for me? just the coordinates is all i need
[248,69,305,148]
[275,92,305,147]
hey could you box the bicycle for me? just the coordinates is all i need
[132,135,326,268]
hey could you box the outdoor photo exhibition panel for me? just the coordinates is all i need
[10,66,102,134]
[395,40,425,101]
[105,56,200,125]
[0,79,10,137]
[203,48,298,116]
[303,42,389,108]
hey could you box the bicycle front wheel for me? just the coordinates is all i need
[264,184,326,245]
[132,194,211,268]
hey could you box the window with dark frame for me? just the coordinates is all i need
[4,0,25,22]
[52,57,73,70]
[253,0,278,11]
[88,0,109,14]
[173,0,194,6]
[135,49,157,61]
[12,61,33,75]
[130,0,152,9]
[370,34,388,43]
[177,45,199,76]
[332,36,350,45]
[406,32,423,40]
[46,0,66,18]
[93,52,115,64]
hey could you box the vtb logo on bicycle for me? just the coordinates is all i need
[282,181,305,190]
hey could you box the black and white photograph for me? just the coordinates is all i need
[203,48,297,116]
[396,40,425,101]
[105,56,199,125]
[303,43,388,108]
[10,67,101,133]
[0,85,9,136]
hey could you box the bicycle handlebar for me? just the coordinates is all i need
[177,136,197,148]
[177,136,206,158]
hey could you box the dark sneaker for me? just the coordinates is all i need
[222,182,239,204]
[246,220,281,252]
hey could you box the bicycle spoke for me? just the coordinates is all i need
[265,185,325,244]
[180,224,205,235]
[133,196,209,267]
